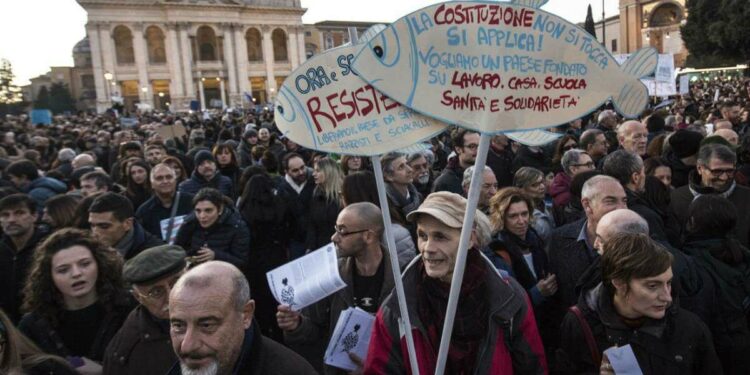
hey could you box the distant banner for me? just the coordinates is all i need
[30,109,52,125]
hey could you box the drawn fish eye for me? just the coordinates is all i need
[373,46,384,59]
[276,105,284,115]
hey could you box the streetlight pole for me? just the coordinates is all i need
[103,72,113,108]
[602,0,606,48]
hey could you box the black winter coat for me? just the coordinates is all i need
[175,207,250,269]
[305,187,341,251]
[19,296,134,362]
[558,283,722,375]
[177,171,233,198]
[103,305,176,375]
[0,226,50,323]
[432,157,464,194]
[277,177,315,243]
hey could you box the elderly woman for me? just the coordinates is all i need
[364,192,546,374]
[558,233,721,374]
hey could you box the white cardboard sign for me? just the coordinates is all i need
[352,0,657,131]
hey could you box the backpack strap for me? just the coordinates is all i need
[569,305,601,366]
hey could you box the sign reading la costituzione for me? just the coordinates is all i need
[274,43,448,156]
[352,0,658,134]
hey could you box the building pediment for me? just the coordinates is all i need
[77,0,301,8]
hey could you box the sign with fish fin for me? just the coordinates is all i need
[351,0,657,132]
[274,43,448,156]
[506,129,561,146]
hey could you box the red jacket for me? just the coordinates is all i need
[549,172,572,208]
[364,255,547,374]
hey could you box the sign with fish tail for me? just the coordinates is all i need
[352,0,657,133]
[274,43,449,156]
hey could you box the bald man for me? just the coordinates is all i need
[617,120,648,156]
[593,209,649,254]
[168,261,315,375]
[714,128,739,146]
[276,202,396,374]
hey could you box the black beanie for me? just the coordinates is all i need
[669,130,704,158]
[646,115,665,133]
[194,150,215,166]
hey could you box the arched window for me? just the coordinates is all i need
[113,25,135,64]
[650,3,683,27]
[246,28,263,62]
[197,26,218,61]
[272,28,288,62]
[146,26,167,64]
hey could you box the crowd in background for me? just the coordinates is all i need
[1,74,750,374]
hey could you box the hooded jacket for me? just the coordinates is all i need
[26,176,67,210]
[174,207,250,269]
[177,171,233,198]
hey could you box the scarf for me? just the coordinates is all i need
[687,169,737,199]
[416,249,488,374]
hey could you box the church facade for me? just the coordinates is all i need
[77,0,307,113]
[619,0,688,67]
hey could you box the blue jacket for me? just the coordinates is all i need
[177,171,233,198]
[26,176,67,211]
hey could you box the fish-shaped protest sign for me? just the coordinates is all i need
[274,38,449,156]
[352,0,657,134]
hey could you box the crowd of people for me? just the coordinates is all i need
[1,73,750,374]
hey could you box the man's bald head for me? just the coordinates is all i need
[72,153,95,169]
[171,261,250,311]
[714,120,733,131]
[594,209,649,254]
[342,202,384,237]
[714,128,739,146]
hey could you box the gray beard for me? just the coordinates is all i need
[180,360,218,375]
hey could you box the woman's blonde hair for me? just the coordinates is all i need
[488,187,534,234]
[314,157,343,203]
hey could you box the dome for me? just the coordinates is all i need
[73,37,90,54]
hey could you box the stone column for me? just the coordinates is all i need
[86,23,108,113]
[296,26,306,64]
[219,78,227,110]
[166,23,185,108]
[234,25,251,106]
[198,77,206,111]
[261,25,276,102]
[179,23,195,102]
[99,23,116,80]
[221,23,238,107]
[131,23,152,106]
[288,28,299,69]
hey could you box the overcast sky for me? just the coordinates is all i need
[1,0,619,85]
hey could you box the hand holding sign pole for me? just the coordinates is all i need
[351,1,656,374]
[274,24,441,375]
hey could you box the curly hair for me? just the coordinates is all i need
[21,228,125,327]
[488,187,534,234]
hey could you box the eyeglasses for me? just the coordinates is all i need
[481,183,499,190]
[463,143,479,150]
[704,167,735,177]
[133,275,181,300]
[572,162,595,168]
[562,144,578,151]
[333,225,370,237]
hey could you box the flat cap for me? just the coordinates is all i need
[123,245,187,285]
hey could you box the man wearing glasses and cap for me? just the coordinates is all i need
[103,245,187,375]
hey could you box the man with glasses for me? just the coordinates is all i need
[434,128,479,194]
[669,143,750,247]
[276,202,395,374]
[136,163,195,238]
[551,149,595,209]
[616,120,649,157]
[462,166,497,214]
[103,245,186,375]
